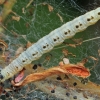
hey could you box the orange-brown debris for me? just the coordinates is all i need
[12,64,90,87]
[0,39,8,48]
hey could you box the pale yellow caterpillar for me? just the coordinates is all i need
[0,7,100,82]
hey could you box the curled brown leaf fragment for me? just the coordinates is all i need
[12,64,90,87]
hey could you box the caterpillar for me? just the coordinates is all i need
[0,7,100,82]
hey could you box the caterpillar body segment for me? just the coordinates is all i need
[37,35,54,53]
[49,29,64,46]
[71,16,87,32]
[18,52,32,65]
[1,7,100,82]
[26,43,43,61]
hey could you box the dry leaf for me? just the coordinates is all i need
[57,13,63,22]
[48,4,53,12]
[26,41,32,48]
[12,64,90,87]
[15,47,24,57]
[33,77,100,100]
[12,16,20,21]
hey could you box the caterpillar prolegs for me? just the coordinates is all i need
[1,7,100,82]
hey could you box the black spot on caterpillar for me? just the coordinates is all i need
[1,7,100,82]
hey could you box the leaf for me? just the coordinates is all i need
[12,64,90,87]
